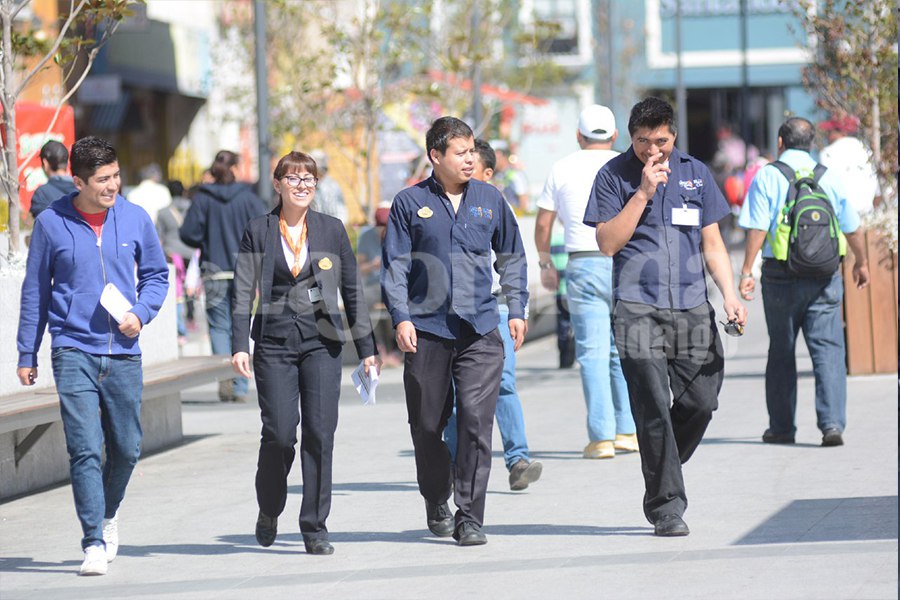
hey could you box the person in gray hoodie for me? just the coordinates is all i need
[179,150,267,401]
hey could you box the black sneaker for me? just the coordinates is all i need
[821,428,844,447]
[425,501,454,537]
[453,521,487,546]
[508,459,543,491]
[255,512,277,547]
[762,429,795,444]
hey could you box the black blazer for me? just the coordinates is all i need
[231,207,376,359]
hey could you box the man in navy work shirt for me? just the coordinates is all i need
[382,117,528,546]
[584,97,747,537]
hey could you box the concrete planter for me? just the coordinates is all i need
[0,267,179,395]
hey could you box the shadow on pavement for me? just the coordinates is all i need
[733,496,898,545]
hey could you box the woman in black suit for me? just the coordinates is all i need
[231,151,379,555]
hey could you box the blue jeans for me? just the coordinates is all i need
[205,279,248,396]
[761,261,847,435]
[51,348,143,550]
[445,304,530,470]
[566,256,634,441]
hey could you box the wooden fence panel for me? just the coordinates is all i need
[843,230,898,375]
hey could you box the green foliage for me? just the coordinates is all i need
[793,1,897,189]
[792,0,898,251]
[12,0,143,74]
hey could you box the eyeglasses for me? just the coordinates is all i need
[281,175,317,188]
[720,320,744,337]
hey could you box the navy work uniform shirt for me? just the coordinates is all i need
[583,146,729,310]
[382,176,528,339]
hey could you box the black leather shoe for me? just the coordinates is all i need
[654,514,690,537]
[821,428,844,447]
[453,521,487,546]
[425,501,455,537]
[255,512,277,547]
[762,429,795,444]
[303,538,334,555]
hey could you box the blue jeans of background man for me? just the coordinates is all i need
[205,278,248,396]
[566,255,634,442]
[761,260,847,435]
[445,304,530,471]
[51,348,143,550]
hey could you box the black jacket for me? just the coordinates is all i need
[231,207,377,359]
[179,182,267,274]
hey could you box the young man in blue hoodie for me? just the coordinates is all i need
[16,136,169,576]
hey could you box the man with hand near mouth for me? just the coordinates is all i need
[584,97,747,537]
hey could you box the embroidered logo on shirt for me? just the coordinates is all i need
[468,206,493,220]
[417,206,434,218]
[679,178,705,191]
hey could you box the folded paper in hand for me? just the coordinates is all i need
[351,361,379,405]
[100,283,133,324]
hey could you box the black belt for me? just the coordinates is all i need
[567,251,605,260]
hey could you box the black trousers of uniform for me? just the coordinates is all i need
[253,331,343,540]
[403,326,504,529]
[612,300,724,524]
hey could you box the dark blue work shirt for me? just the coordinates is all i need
[583,146,729,310]
[382,176,528,339]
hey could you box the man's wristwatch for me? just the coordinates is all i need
[740,273,754,280]
[539,261,554,270]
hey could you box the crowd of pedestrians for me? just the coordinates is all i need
[14,94,877,574]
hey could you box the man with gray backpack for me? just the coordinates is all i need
[737,116,869,447]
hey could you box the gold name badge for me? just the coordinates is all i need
[318,257,333,270]
[417,206,434,218]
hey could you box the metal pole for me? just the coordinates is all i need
[674,0,688,153]
[739,0,749,168]
[606,0,615,110]
[470,3,482,132]
[253,0,271,202]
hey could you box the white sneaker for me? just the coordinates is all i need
[102,513,119,562]
[79,544,108,576]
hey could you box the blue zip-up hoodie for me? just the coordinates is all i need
[17,192,169,368]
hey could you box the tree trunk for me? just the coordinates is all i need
[1,0,20,259]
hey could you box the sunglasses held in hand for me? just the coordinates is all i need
[720,320,744,337]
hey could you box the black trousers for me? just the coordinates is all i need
[612,300,724,523]
[403,327,504,528]
[253,331,343,540]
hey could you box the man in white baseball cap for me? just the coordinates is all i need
[535,104,637,461]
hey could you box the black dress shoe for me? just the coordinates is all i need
[762,429,795,444]
[453,521,487,546]
[425,501,455,537]
[821,428,844,447]
[303,538,334,555]
[654,514,690,537]
[255,512,277,547]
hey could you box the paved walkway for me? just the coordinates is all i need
[1,290,897,599]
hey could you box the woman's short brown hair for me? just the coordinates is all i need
[273,151,318,180]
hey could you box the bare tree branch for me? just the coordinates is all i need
[15,0,88,98]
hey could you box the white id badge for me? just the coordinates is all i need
[672,205,700,227]
[308,287,323,303]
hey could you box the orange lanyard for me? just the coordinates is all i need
[279,213,307,277]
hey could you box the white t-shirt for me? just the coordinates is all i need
[819,136,879,215]
[536,149,619,252]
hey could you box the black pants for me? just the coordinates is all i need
[612,301,724,523]
[403,327,504,528]
[253,332,342,540]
